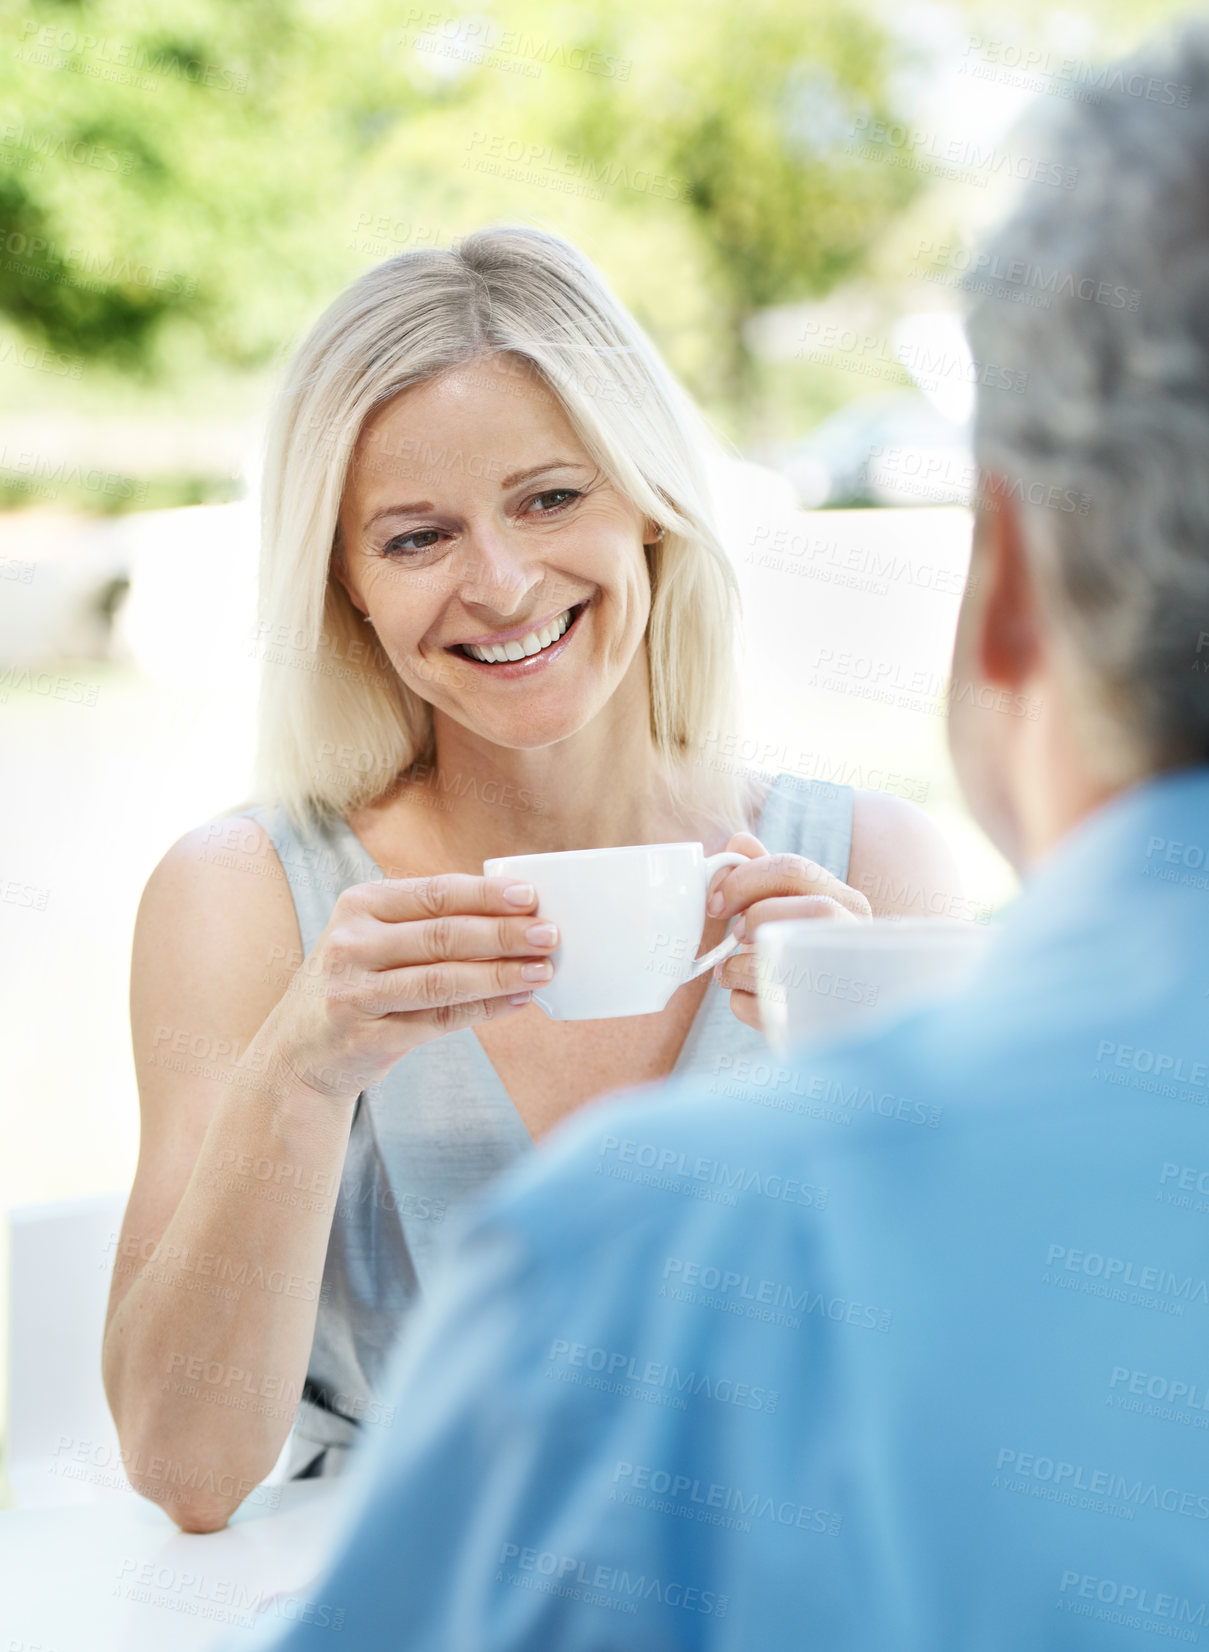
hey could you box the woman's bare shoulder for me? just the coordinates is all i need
[145,809,291,907]
[848,788,964,917]
[134,810,303,1011]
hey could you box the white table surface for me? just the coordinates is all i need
[0,1478,356,1650]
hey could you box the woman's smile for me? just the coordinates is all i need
[447,600,591,676]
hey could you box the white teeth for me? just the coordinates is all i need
[465,607,576,664]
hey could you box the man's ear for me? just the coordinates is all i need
[974,476,1043,689]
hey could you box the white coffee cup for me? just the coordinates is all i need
[756,917,997,1054]
[483,842,748,1021]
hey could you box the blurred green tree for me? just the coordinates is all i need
[548,0,925,412]
[0,0,921,433]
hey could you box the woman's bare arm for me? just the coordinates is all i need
[103,813,554,1533]
[103,816,359,1533]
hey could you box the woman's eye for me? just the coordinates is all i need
[529,489,580,514]
[382,529,442,556]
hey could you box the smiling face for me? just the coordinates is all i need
[333,356,657,754]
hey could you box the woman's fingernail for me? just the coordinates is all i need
[503,883,535,905]
[508,992,532,1005]
[733,915,746,941]
[707,891,724,915]
[521,960,554,982]
[525,922,558,947]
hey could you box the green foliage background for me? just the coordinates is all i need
[0,1,920,452]
[0,0,1196,504]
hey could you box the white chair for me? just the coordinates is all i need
[5,1193,294,1507]
[5,1192,126,1506]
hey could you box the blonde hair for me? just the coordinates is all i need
[251,224,750,843]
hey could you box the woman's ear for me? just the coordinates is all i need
[329,531,367,617]
[644,541,658,592]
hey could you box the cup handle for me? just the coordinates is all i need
[681,851,749,983]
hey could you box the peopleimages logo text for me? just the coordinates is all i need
[497,1544,725,1616]
[997,1449,1209,1519]
[546,1341,777,1413]
[612,1461,842,1535]
[1058,1571,1208,1626]
[596,1135,830,1202]
[1110,1366,1209,1412]
[1045,1244,1209,1306]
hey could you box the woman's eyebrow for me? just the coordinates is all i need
[363,501,433,530]
[362,460,592,530]
[498,459,591,488]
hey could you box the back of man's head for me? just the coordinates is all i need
[966,18,1209,779]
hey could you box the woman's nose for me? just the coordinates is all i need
[454,525,539,616]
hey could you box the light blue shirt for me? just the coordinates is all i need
[260,765,1209,1650]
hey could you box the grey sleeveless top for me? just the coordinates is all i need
[238,771,853,1479]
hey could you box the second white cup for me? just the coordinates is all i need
[756,917,997,1054]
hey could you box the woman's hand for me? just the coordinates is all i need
[706,832,872,1032]
[268,875,556,1101]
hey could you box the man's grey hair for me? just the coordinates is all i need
[965,16,1209,774]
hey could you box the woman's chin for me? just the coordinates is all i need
[454,694,600,753]
[477,715,588,752]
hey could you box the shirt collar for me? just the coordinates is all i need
[985,760,1209,961]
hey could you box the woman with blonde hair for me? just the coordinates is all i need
[102,225,957,1531]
